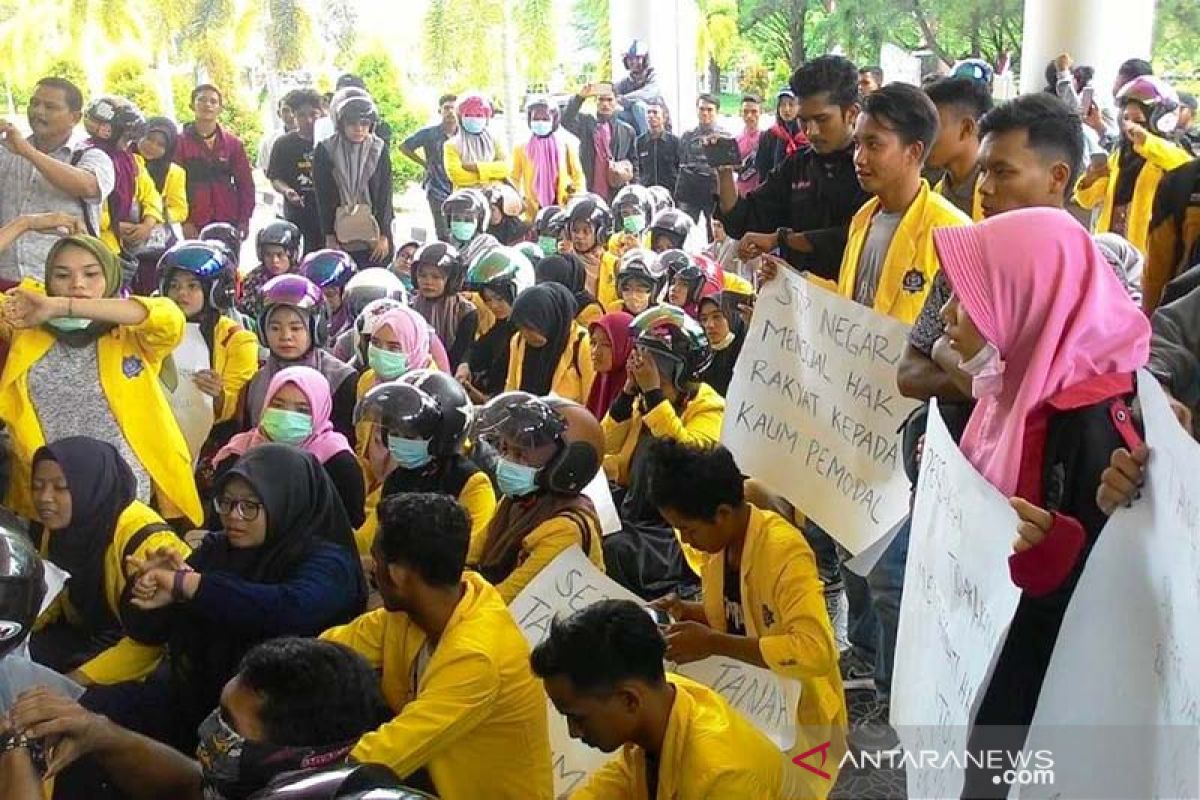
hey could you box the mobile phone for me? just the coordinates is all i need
[703,136,743,168]
[1089,152,1108,168]
[1079,86,1095,115]
[644,606,674,627]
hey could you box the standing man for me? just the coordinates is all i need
[256,97,296,175]
[675,93,725,229]
[175,84,255,240]
[266,88,324,255]
[614,39,665,137]
[735,95,763,195]
[858,65,884,95]
[924,76,993,221]
[635,101,680,192]
[562,82,638,202]
[400,94,458,242]
[0,77,114,283]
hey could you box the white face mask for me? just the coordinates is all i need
[958,342,1006,399]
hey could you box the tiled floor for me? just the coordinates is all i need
[830,687,909,799]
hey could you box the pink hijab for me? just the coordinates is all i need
[215,367,352,466]
[368,306,434,372]
[933,208,1150,496]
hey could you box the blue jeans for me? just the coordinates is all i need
[866,515,912,703]
[618,100,649,137]
[802,520,878,665]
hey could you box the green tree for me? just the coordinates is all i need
[105,55,160,115]
[740,0,814,69]
[515,0,557,86]
[697,0,740,94]
[571,0,610,81]
[1155,0,1200,76]
[353,48,425,188]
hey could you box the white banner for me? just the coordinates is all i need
[891,400,1022,800]
[164,323,215,465]
[509,547,801,798]
[1017,373,1200,799]
[721,272,919,553]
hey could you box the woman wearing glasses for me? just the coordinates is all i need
[87,444,366,752]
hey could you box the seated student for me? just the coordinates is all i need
[442,188,500,266]
[300,248,357,342]
[410,241,479,370]
[567,196,620,307]
[607,184,655,258]
[601,306,724,599]
[236,220,303,322]
[647,207,694,254]
[531,598,784,799]
[533,204,565,256]
[107,444,367,752]
[587,311,635,421]
[924,76,993,221]
[1,638,395,800]
[215,366,366,528]
[612,248,666,315]
[392,238,420,290]
[353,371,496,561]
[242,274,358,441]
[484,183,531,246]
[0,235,202,525]
[130,116,189,295]
[535,253,605,326]
[664,251,724,321]
[322,493,553,800]
[696,289,746,397]
[926,209,1151,797]
[354,304,437,412]
[505,283,595,404]
[471,395,605,601]
[459,247,536,402]
[330,267,409,364]
[28,437,190,682]
[647,441,847,798]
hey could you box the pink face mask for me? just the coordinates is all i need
[959,342,1006,399]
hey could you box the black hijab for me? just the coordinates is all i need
[511,283,576,395]
[34,437,137,633]
[139,116,179,193]
[536,254,595,318]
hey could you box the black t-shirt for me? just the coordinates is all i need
[266,132,316,197]
[724,559,745,635]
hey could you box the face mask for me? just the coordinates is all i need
[958,342,1006,399]
[530,120,553,137]
[622,213,645,234]
[451,220,477,243]
[47,316,92,332]
[388,434,433,470]
[368,344,409,380]
[462,116,487,135]
[495,456,541,498]
[260,407,313,445]
[537,235,558,254]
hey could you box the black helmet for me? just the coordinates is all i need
[612,185,654,233]
[85,96,144,142]
[411,242,466,294]
[0,524,45,660]
[623,39,651,71]
[355,371,471,457]
[442,189,489,236]
[399,369,473,455]
[301,249,357,291]
[156,241,238,311]
[249,763,435,799]
[256,220,303,264]
[617,247,667,294]
[647,185,675,216]
[648,209,694,252]
[629,304,712,390]
[534,205,564,237]
[200,222,242,265]
[343,268,408,321]
[566,196,614,243]
[473,392,603,496]
[464,246,535,304]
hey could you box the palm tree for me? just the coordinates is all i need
[697,0,740,95]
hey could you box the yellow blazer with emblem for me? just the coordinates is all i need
[573,674,783,800]
[699,504,848,797]
[836,180,970,324]
[0,290,202,524]
[321,572,553,800]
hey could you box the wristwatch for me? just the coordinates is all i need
[776,227,794,253]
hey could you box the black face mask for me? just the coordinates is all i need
[196,710,355,800]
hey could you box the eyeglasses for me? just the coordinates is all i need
[214,496,263,521]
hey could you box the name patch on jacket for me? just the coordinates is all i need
[122,355,145,379]
[902,268,926,294]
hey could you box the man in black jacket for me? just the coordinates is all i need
[562,82,638,202]
[636,101,680,191]
[715,55,868,281]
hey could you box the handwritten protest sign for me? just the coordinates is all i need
[1017,373,1200,800]
[509,547,803,798]
[891,400,1022,800]
[164,323,215,464]
[721,272,919,553]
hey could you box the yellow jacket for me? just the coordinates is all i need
[100,159,164,254]
[134,154,189,223]
[1074,134,1193,257]
[444,138,512,191]
[504,324,594,405]
[596,251,620,308]
[722,271,754,296]
[0,293,202,524]
[321,572,553,800]
[37,501,190,685]
[576,300,605,328]
[356,470,497,558]
[602,382,725,487]
[934,172,984,222]
[837,180,970,324]
[211,315,258,424]
[699,505,847,796]
[512,138,585,216]
[605,230,652,259]
[482,505,605,605]
[574,674,783,800]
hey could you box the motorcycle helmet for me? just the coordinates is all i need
[411,241,466,294]
[353,297,407,365]
[200,222,242,266]
[534,205,564,237]
[300,249,356,292]
[84,96,144,143]
[525,94,560,135]
[0,523,45,660]
[667,252,724,309]
[629,304,713,391]
[257,274,326,348]
[647,185,675,217]
[156,241,238,312]
[623,39,651,72]
[343,268,408,322]
[1116,75,1182,135]
[464,246,536,305]
[648,209,694,252]
[256,220,303,266]
[612,185,654,235]
[442,188,490,244]
[484,183,525,219]
[617,247,668,295]
[249,763,435,799]
[566,196,614,243]
[400,369,473,455]
[331,88,379,130]
[513,240,546,267]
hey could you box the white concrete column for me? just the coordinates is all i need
[1020,0,1157,98]
[609,0,700,130]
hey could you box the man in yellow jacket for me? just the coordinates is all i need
[321,492,552,800]
[648,440,846,799]
[533,598,784,799]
